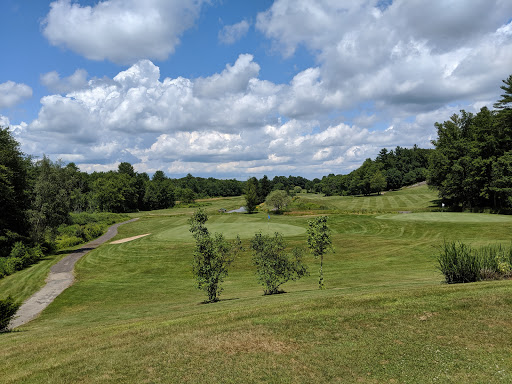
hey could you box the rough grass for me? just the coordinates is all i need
[1,185,512,383]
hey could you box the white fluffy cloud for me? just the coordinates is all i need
[42,0,204,64]
[257,0,512,115]
[218,20,250,44]
[41,69,88,94]
[10,0,512,178]
[0,81,33,109]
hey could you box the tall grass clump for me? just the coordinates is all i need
[438,241,512,283]
[438,241,481,283]
[479,244,512,280]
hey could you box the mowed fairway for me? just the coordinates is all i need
[2,185,512,383]
[155,215,306,241]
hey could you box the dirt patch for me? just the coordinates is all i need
[110,233,150,244]
[206,329,295,355]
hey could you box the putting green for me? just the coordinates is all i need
[154,222,306,241]
[376,212,512,223]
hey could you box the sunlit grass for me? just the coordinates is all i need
[1,185,512,383]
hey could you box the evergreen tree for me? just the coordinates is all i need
[244,177,259,213]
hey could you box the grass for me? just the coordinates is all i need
[1,185,512,383]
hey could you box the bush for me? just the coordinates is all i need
[83,223,104,241]
[0,296,20,332]
[0,258,7,278]
[5,257,24,275]
[437,241,512,284]
[56,235,83,249]
[437,241,481,283]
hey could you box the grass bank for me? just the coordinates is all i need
[1,185,511,383]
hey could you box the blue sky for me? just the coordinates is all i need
[1,0,511,179]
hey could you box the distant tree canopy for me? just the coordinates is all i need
[315,145,431,197]
[428,77,512,210]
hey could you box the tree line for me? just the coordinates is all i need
[0,127,432,262]
[428,75,512,211]
[314,145,431,197]
[2,74,511,278]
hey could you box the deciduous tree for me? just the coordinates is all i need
[189,209,241,303]
[265,190,291,213]
[307,216,333,290]
[251,232,308,295]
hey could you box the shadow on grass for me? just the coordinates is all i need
[198,297,240,305]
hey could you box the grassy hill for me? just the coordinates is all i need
[2,185,512,383]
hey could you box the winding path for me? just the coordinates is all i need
[9,218,139,330]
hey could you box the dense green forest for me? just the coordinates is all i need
[314,145,431,196]
[428,75,512,211]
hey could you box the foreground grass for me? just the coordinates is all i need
[1,186,512,383]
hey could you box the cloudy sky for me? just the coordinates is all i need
[1,0,511,179]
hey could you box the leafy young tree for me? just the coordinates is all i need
[370,170,387,194]
[265,190,291,213]
[251,232,308,295]
[189,209,241,303]
[307,216,333,290]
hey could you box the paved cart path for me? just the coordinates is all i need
[9,218,138,330]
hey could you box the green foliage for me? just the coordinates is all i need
[265,190,291,213]
[244,177,259,213]
[0,127,30,256]
[143,177,175,210]
[189,209,241,303]
[437,241,512,284]
[307,216,333,289]
[0,243,44,279]
[250,232,308,295]
[437,241,481,284]
[0,295,19,332]
[28,156,74,243]
[55,235,83,249]
[317,145,430,196]
[429,75,512,210]
[176,187,196,204]
[493,74,512,110]
[91,171,138,213]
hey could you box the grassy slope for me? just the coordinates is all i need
[1,186,512,383]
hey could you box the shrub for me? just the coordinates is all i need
[437,241,512,284]
[0,296,20,332]
[56,235,83,249]
[83,223,104,241]
[0,258,6,278]
[437,241,481,283]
